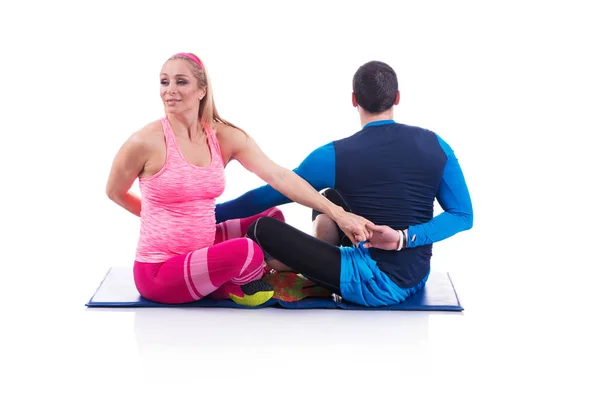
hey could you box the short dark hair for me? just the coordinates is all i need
[352,61,398,114]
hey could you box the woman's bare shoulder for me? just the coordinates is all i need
[214,122,251,162]
[135,120,164,143]
[215,122,251,146]
[215,122,243,138]
[118,120,162,153]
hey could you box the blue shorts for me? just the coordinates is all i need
[339,243,429,307]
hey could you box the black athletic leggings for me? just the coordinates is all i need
[246,189,351,293]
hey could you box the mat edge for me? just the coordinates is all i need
[446,272,464,311]
[85,268,113,307]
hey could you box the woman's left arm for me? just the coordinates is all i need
[221,125,373,244]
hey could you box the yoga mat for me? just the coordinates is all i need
[86,268,463,311]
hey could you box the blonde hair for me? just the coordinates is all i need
[168,53,245,135]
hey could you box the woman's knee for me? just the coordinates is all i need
[221,237,264,263]
[265,207,285,222]
[243,237,264,265]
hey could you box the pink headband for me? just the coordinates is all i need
[173,52,204,70]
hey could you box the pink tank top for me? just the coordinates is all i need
[135,117,226,263]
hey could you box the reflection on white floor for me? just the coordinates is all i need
[132,307,433,350]
[87,306,451,397]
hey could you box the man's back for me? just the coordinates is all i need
[333,120,447,287]
[215,118,472,289]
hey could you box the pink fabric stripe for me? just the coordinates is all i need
[184,253,201,300]
[233,263,263,284]
[222,221,229,241]
[225,220,241,240]
[239,239,255,275]
[230,240,258,285]
[189,249,218,297]
[230,267,262,285]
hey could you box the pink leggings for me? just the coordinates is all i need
[133,208,284,304]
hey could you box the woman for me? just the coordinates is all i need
[105,52,373,307]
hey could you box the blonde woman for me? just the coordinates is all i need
[106,53,374,307]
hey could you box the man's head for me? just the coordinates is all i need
[352,61,399,114]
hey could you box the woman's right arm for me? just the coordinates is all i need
[105,132,150,217]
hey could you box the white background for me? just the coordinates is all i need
[1,1,598,399]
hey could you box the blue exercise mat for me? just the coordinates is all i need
[86,268,463,311]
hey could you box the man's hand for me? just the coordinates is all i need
[363,225,403,250]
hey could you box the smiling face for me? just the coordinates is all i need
[160,58,206,115]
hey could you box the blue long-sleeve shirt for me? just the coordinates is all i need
[216,121,473,288]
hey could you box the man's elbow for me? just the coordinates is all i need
[462,211,474,231]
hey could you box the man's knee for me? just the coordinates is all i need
[321,188,338,200]
[311,188,350,221]
[312,188,341,221]
[247,216,279,243]
[312,214,341,245]
[246,218,261,243]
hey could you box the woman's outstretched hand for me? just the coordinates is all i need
[333,210,375,246]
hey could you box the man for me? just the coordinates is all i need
[215,61,473,307]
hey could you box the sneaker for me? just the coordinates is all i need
[229,279,274,307]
